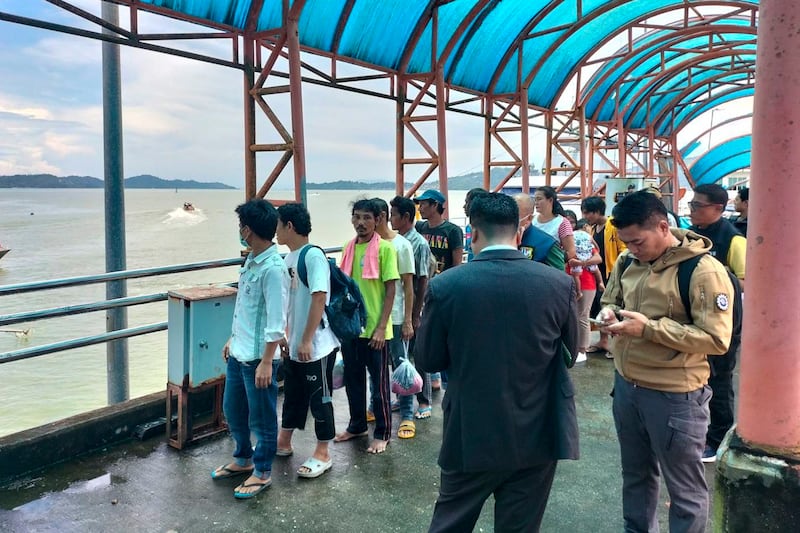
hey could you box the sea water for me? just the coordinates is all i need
[0,188,468,436]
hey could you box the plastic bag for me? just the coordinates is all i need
[391,341,423,396]
[332,352,345,390]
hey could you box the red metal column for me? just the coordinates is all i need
[243,35,257,201]
[396,78,405,197]
[483,96,491,191]
[715,1,800,527]
[286,14,307,205]
[738,0,800,454]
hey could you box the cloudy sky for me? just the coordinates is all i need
[0,1,751,189]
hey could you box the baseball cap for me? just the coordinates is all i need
[413,189,446,204]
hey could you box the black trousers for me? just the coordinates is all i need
[428,462,557,533]
[280,351,337,441]
[706,340,739,450]
[341,337,392,441]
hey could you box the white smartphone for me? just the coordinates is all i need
[588,318,609,327]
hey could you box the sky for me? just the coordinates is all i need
[0,1,753,189]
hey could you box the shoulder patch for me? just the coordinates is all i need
[715,293,730,311]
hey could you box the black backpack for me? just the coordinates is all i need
[297,245,367,342]
[620,254,742,342]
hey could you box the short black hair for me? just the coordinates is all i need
[277,202,312,236]
[465,187,489,217]
[693,183,728,205]
[351,197,380,218]
[581,196,606,215]
[469,192,519,240]
[371,197,389,218]
[390,195,416,222]
[235,199,278,240]
[737,186,749,202]
[576,218,590,230]
[611,190,667,230]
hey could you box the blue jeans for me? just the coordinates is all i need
[387,325,415,421]
[223,357,279,478]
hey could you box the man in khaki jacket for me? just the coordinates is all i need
[597,191,733,533]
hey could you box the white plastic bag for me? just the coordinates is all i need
[391,341,423,396]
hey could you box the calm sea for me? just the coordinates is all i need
[0,188,469,436]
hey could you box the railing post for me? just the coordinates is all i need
[102,1,129,404]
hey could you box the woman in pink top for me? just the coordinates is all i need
[532,186,576,267]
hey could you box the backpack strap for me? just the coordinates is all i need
[677,255,704,323]
[296,244,326,288]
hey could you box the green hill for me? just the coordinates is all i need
[0,174,235,189]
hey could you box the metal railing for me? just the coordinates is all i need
[0,246,343,366]
[0,257,244,365]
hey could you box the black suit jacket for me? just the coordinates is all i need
[416,248,580,472]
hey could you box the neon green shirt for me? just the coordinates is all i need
[345,239,400,339]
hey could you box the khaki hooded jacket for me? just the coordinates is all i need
[601,229,734,392]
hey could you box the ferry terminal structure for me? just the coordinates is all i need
[1,1,799,530]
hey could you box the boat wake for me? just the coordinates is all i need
[163,207,207,226]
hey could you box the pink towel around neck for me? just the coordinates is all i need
[341,232,381,279]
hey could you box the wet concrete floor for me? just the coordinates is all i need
[0,345,722,532]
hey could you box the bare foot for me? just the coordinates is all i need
[334,430,369,442]
[366,439,389,454]
[276,428,293,454]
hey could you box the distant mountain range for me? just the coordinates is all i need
[308,167,541,191]
[0,174,235,189]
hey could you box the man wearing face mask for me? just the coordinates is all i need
[210,199,289,499]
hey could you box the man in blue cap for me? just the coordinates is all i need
[414,189,464,274]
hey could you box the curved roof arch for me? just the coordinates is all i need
[689,134,752,185]
[647,69,754,133]
[664,86,754,136]
[623,52,755,129]
[582,21,757,123]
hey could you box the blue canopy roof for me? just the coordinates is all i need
[136,2,757,119]
[690,135,752,185]
[129,1,758,172]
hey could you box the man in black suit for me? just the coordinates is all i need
[416,192,580,533]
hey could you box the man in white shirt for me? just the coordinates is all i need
[275,203,340,479]
[373,198,416,438]
[211,199,289,499]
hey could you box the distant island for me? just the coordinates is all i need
[308,167,541,191]
[0,174,236,189]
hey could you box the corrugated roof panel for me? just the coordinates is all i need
[297,0,348,52]
[527,0,663,107]
[337,1,428,69]
[407,0,479,76]
[691,135,752,185]
[447,0,546,93]
[141,0,254,28]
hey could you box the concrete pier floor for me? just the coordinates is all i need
[0,350,720,532]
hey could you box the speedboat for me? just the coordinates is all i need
[183,202,195,212]
[0,246,10,260]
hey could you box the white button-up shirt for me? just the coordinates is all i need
[229,245,289,362]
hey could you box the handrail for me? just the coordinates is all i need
[0,323,168,364]
[0,257,245,296]
[0,247,344,366]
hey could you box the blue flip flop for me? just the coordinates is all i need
[233,477,272,499]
